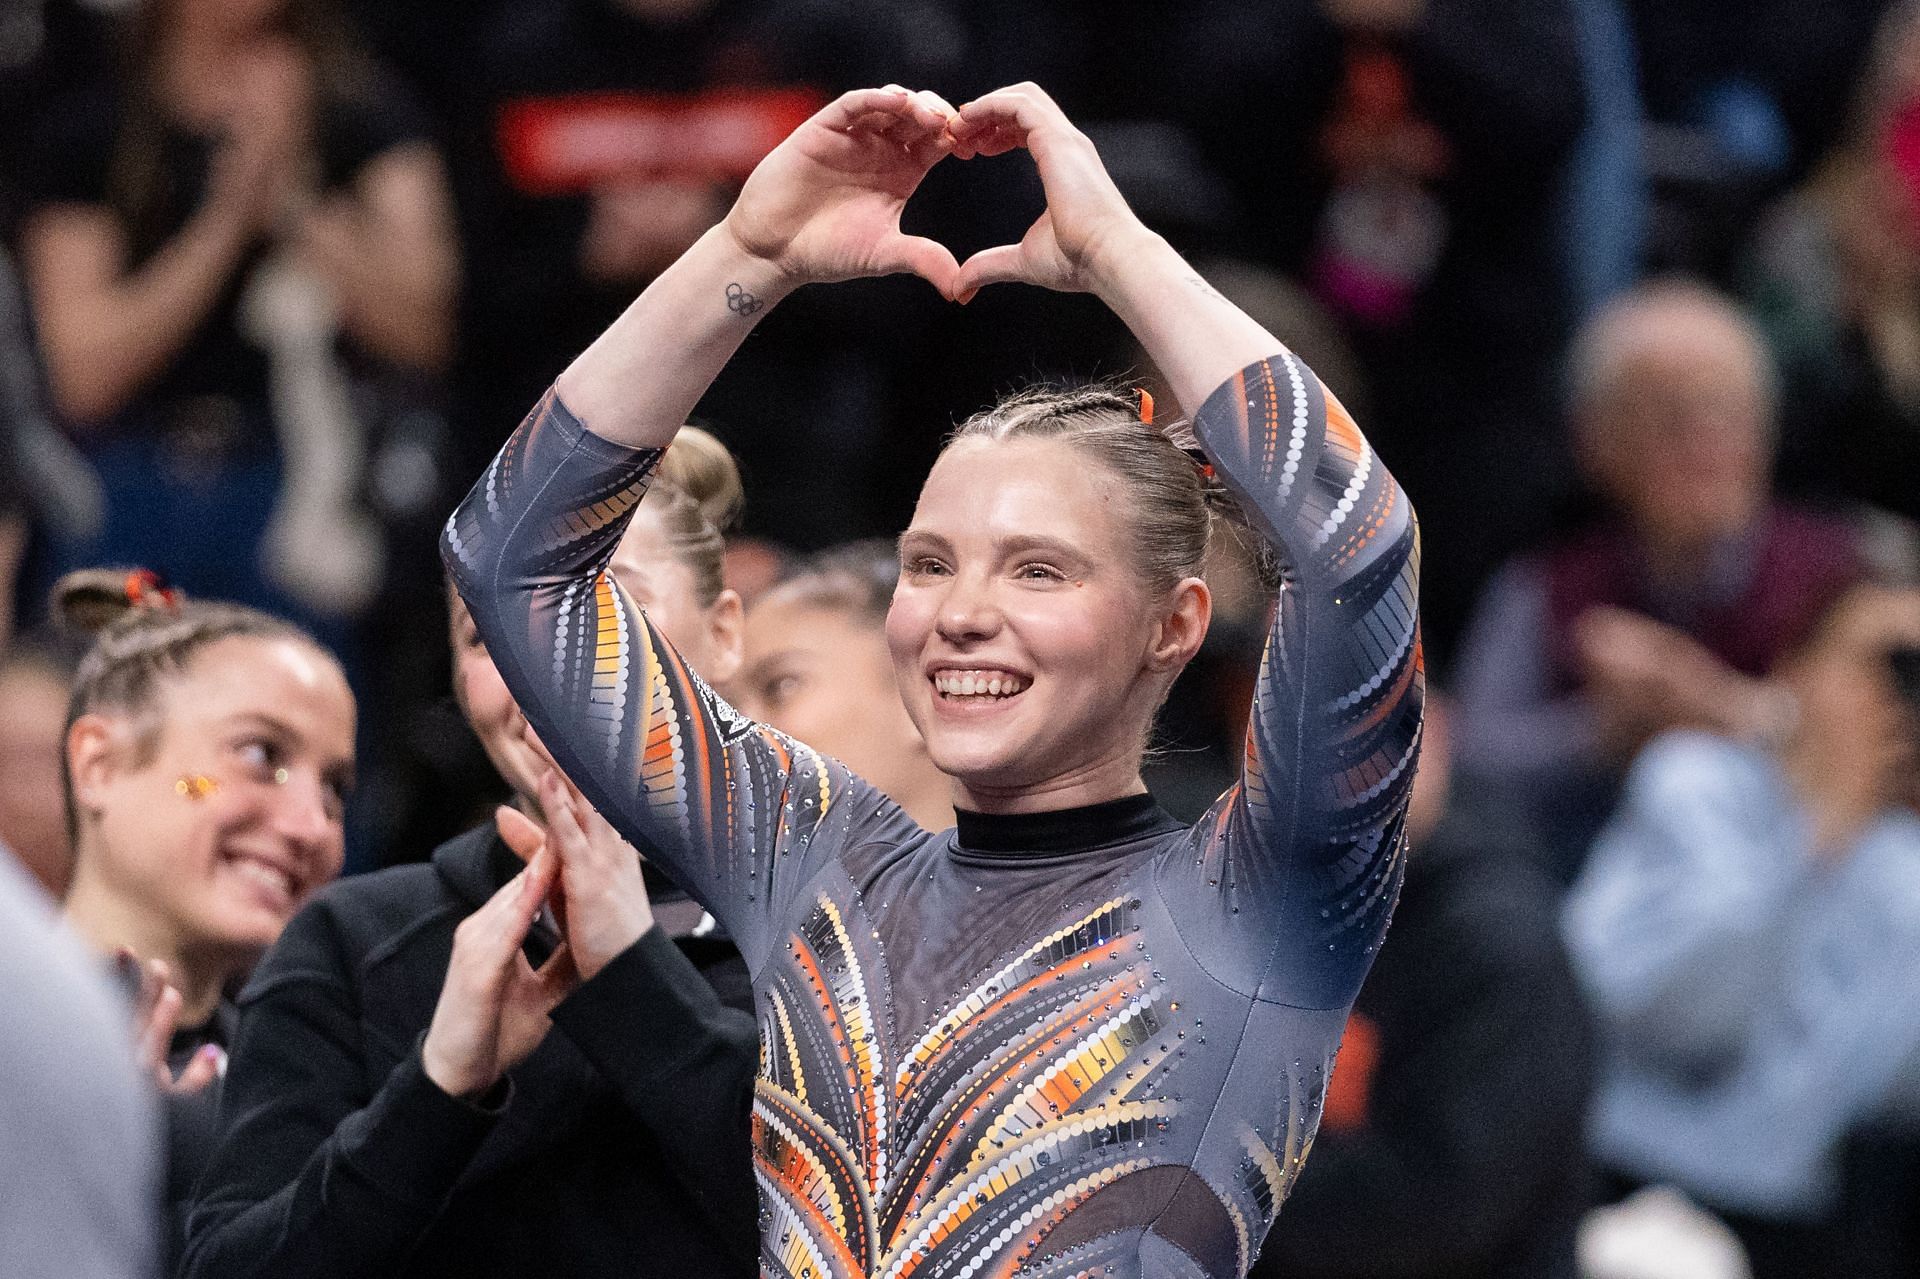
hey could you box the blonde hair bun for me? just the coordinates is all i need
[655,426,744,537]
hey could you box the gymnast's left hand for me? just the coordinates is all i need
[724,86,961,297]
[948,82,1149,302]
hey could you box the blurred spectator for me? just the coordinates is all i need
[16,0,458,631]
[1161,0,1587,655]
[733,539,953,830]
[1630,0,1890,279]
[53,568,355,1260]
[0,638,75,897]
[1564,584,1920,1279]
[0,849,161,1279]
[185,432,758,1279]
[1747,0,1920,528]
[1560,0,1646,319]
[446,0,961,547]
[0,241,104,640]
[1453,281,1866,882]
[1253,698,1593,1279]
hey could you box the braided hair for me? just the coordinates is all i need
[946,381,1277,594]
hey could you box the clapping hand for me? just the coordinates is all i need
[514,767,656,982]
[420,838,577,1100]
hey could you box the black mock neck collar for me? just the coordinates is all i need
[952,793,1178,859]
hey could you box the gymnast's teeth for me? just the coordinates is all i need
[933,670,1030,698]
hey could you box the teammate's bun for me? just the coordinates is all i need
[655,426,745,538]
[644,426,745,606]
[50,567,184,639]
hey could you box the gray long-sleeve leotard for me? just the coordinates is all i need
[444,353,1423,1278]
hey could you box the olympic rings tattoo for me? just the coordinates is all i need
[725,282,765,317]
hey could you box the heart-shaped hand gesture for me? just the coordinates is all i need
[725,86,964,298]
[948,83,1146,302]
[722,82,1147,306]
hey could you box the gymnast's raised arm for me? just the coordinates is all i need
[441,88,957,959]
[944,83,1424,1008]
[554,86,961,448]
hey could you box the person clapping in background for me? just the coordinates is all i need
[17,0,457,627]
[1453,281,1868,883]
[184,431,759,1279]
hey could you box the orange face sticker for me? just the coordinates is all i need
[174,774,220,801]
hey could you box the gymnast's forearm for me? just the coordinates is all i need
[1088,227,1284,427]
[554,223,792,449]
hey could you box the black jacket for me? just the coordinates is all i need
[1253,806,1595,1279]
[180,824,760,1278]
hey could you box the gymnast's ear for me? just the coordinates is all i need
[1146,577,1211,675]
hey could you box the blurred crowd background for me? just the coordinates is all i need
[3,0,1920,1276]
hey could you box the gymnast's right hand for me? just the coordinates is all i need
[724,86,961,297]
[421,843,578,1100]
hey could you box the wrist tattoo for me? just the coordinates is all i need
[725,282,765,317]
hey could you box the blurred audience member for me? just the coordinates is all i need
[1560,0,1645,320]
[1630,0,1887,255]
[17,0,457,627]
[185,431,758,1279]
[1,241,107,643]
[0,639,76,897]
[1162,0,1587,653]
[1253,698,1593,1279]
[0,850,161,1279]
[1747,0,1920,528]
[53,567,355,1258]
[449,0,958,546]
[1564,584,1920,1279]
[1453,281,1866,881]
[735,539,953,830]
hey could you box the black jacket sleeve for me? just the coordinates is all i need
[179,912,505,1279]
[549,927,760,1253]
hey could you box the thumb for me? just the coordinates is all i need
[495,804,545,864]
[533,942,580,1004]
[953,243,1029,304]
[880,234,961,300]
